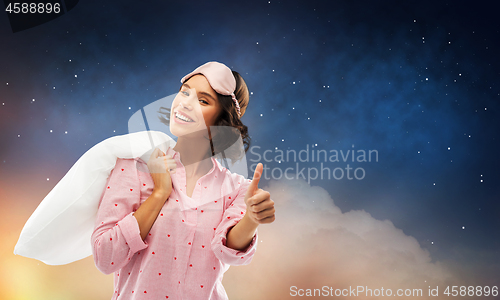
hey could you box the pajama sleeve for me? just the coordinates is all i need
[91,158,148,275]
[211,176,258,266]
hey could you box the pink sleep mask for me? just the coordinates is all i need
[180,61,241,117]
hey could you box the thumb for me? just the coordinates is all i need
[246,163,263,197]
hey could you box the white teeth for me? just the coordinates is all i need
[175,111,193,122]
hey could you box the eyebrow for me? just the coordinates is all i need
[182,83,216,102]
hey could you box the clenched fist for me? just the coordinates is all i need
[147,148,177,200]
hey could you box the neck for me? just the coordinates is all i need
[173,135,213,177]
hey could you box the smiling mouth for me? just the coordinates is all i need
[175,111,194,122]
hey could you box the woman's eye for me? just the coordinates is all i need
[199,99,208,105]
[181,90,189,96]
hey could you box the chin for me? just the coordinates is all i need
[170,123,201,138]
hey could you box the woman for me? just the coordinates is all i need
[91,61,275,299]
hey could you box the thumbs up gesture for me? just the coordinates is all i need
[244,163,275,225]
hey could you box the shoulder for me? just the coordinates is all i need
[113,157,139,171]
[98,158,142,209]
[215,161,251,195]
[109,158,143,182]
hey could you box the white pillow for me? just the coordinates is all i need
[13,131,176,265]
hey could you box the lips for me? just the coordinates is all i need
[174,110,194,122]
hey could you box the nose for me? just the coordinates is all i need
[179,88,198,110]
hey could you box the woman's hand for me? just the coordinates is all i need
[244,163,275,225]
[147,148,176,200]
[226,163,274,251]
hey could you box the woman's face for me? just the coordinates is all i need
[169,74,221,138]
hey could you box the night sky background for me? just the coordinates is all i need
[1,0,499,299]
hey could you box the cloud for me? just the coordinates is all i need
[223,177,477,299]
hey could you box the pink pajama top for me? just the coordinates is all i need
[91,147,258,299]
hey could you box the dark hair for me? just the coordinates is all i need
[158,71,251,163]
